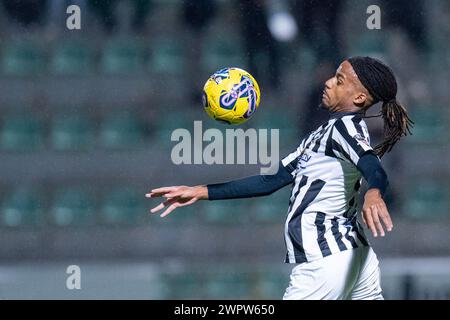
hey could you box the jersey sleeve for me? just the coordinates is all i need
[207,161,294,200]
[357,152,389,196]
[281,145,303,176]
[329,117,374,166]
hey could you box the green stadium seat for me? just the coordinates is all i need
[149,39,185,74]
[348,32,387,57]
[51,114,94,151]
[294,43,318,73]
[408,108,446,144]
[100,186,146,225]
[254,108,297,129]
[405,182,449,220]
[251,192,289,224]
[165,272,204,299]
[50,188,96,226]
[253,109,299,145]
[154,112,194,145]
[202,200,249,224]
[52,41,93,75]
[205,271,253,299]
[100,112,145,149]
[101,39,147,75]
[2,41,46,76]
[202,36,245,72]
[0,189,44,227]
[255,270,289,299]
[0,114,44,151]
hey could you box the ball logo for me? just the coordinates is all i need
[219,76,258,116]
[212,68,230,84]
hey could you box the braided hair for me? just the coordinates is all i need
[348,56,414,158]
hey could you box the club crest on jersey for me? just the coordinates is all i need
[353,133,370,147]
[298,153,312,169]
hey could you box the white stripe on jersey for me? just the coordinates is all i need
[283,112,371,264]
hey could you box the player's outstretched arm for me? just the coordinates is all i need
[146,186,208,217]
[357,153,393,237]
[146,161,293,218]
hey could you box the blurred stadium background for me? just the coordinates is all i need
[0,0,449,299]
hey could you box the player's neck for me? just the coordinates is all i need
[329,110,365,119]
[328,104,364,118]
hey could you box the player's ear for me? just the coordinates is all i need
[353,92,368,108]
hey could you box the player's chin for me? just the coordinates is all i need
[321,96,331,108]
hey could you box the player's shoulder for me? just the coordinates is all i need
[336,114,368,130]
[340,113,366,123]
[332,114,371,140]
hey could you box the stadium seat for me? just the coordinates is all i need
[255,270,289,299]
[101,39,147,75]
[254,108,297,129]
[348,32,387,57]
[253,108,299,145]
[405,182,449,220]
[99,186,146,225]
[205,271,253,299]
[407,108,446,144]
[0,114,44,151]
[202,200,249,225]
[0,189,43,227]
[2,41,46,76]
[99,112,145,149]
[50,188,96,226]
[52,41,93,75]
[251,192,289,224]
[294,43,318,73]
[51,114,94,151]
[202,36,245,72]
[153,112,194,146]
[165,272,204,299]
[149,39,185,74]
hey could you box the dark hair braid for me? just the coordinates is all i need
[347,56,414,158]
[374,99,414,157]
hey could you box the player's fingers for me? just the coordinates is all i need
[371,205,385,237]
[145,191,168,198]
[177,197,197,207]
[377,203,393,232]
[163,190,185,199]
[364,207,377,237]
[145,192,160,198]
[158,197,197,217]
[150,202,165,213]
[146,188,184,199]
[150,198,177,214]
[147,187,178,196]
[361,212,367,227]
[160,203,178,218]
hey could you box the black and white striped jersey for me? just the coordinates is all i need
[282,112,372,264]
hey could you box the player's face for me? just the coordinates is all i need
[322,61,365,112]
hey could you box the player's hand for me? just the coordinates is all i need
[145,185,208,218]
[361,189,393,237]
